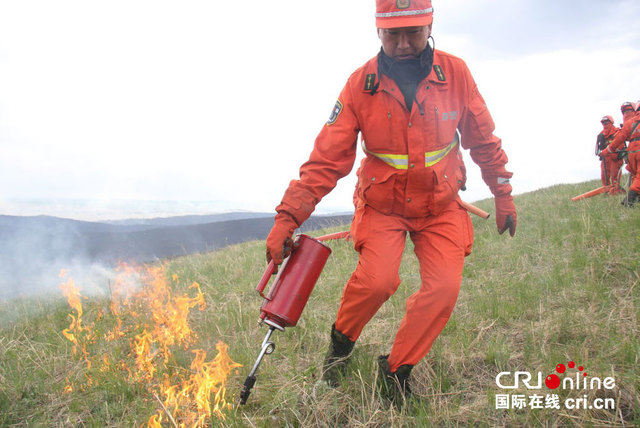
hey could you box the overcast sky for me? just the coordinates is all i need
[1,0,639,220]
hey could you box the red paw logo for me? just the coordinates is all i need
[545,361,586,389]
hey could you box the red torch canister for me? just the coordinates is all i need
[257,234,331,330]
[240,234,332,405]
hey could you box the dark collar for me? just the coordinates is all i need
[377,45,433,83]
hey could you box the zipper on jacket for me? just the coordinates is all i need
[383,89,409,112]
[415,96,424,116]
[434,105,439,142]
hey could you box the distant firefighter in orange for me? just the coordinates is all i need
[602,102,640,206]
[595,115,623,194]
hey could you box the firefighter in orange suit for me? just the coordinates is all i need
[596,115,623,194]
[603,102,640,206]
[266,0,516,401]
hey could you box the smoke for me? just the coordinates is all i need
[0,211,353,303]
[0,216,118,301]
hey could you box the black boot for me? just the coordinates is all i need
[377,355,413,406]
[322,324,355,386]
[622,190,638,207]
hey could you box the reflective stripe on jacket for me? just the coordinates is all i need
[277,49,513,223]
[362,132,460,170]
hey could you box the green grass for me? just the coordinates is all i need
[0,178,639,426]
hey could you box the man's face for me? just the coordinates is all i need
[623,110,634,123]
[378,25,431,60]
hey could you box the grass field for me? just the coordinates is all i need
[0,179,638,427]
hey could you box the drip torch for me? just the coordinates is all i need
[239,232,348,405]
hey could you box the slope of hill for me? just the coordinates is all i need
[0,179,638,426]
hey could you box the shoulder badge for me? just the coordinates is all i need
[327,100,343,126]
[433,64,446,82]
[396,0,410,9]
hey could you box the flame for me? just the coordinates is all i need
[60,269,82,353]
[59,262,241,425]
[133,329,158,381]
[99,355,110,373]
[59,269,92,369]
[155,342,242,425]
[147,414,163,427]
[64,378,73,393]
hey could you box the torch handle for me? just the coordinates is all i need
[256,260,276,298]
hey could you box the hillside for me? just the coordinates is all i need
[0,179,638,426]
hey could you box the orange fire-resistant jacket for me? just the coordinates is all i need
[607,110,640,192]
[607,111,640,155]
[598,123,620,153]
[601,123,619,142]
[276,49,512,225]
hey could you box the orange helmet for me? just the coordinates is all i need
[600,115,614,124]
[621,102,636,114]
[376,0,434,28]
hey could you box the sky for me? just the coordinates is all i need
[1,0,639,220]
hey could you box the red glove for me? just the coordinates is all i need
[266,212,297,265]
[495,195,517,237]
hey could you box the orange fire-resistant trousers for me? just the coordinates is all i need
[601,156,623,191]
[627,141,640,193]
[334,200,473,372]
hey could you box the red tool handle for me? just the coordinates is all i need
[459,200,490,219]
[256,260,276,299]
[316,231,350,242]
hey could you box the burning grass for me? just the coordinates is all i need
[56,262,242,427]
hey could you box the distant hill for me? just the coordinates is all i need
[81,214,353,263]
[0,212,352,299]
[0,212,353,263]
[102,212,275,227]
[0,212,276,234]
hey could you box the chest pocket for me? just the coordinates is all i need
[357,92,405,154]
[419,83,460,151]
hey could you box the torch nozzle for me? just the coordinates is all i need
[239,375,256,405]
[238,326,276,405]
